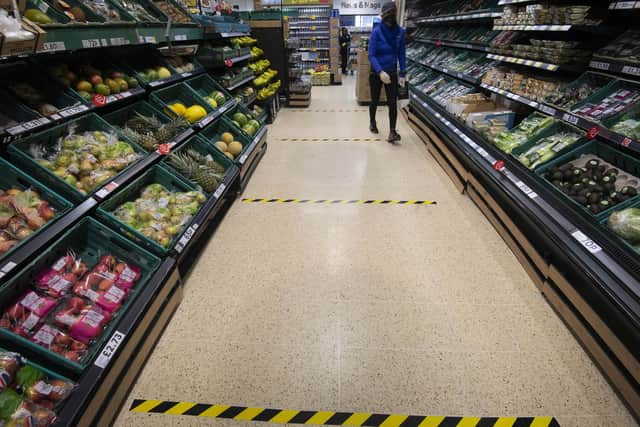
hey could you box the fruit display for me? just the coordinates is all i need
[153,0,192,23]
[543,73,613,110]
[165,102,207,124]
[594,29,640,65]
[0,189,58,256]
[80,0,131,22]
[544,157,639,215]
[250,46,264,59]
[572,86,640,123]
[49,0,95,22]
[518,129,582,169]
[24,8,57,25]
[4,79,78,117]
[0,250,142,362]
[112,0,163,22]
[250,105,264,121]
[111,183,205,248]
[228,110,260,138]
[257,80,281,101]
[231,36,257,47]
[249,59,271,75]
[134,66,173,84]
[204,129,245,161]
[167,146,227,192]
[491,114,554,154]
[609,109,640,141]
[24,126,142,196]
[165,55,198,74]
[201,90,227,110]
[608,207,640,252]
[47,63,138,100]
[253,69,278,87]
[218,66,253,88]
[0,350,75,425]
[114,112,190,152]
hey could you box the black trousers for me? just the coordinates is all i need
[369,72,398,131]
[340,49,349,73]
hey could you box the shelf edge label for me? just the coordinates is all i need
[95,330,126,369]
[571,230,602,254]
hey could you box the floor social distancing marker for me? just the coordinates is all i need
[241,198,437,205]
[275,137,383,142]
[130,400,560,427]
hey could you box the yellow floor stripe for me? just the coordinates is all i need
[380,414,408,426]
[270,409,300,423]
[458,417,481,427]
[530,417,554,427]
[305,411,336,424]
[164,402,196,415]
[130,400,163,412]
[343,413,372,426]
[199,404,230,418]
[235,407,265,421]
[494,418,517,427]
[419,416,446,426]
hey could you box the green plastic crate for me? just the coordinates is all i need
[95,164,202,256]
[0,90,42,133]
[511,121,587,170]
[7,113,146,203]
[149,82,214,121]
[603,101,640,142]
[0,346,74,385]
[536,140,640,221]
[160,135,234,194]
[0,157,72,263]
[542,72,615,111]
[0,217,160,374]
[224,103,265,140]
[600,200,640,254]
[570,79,640,123]
[25,0,71,25]
[184,74,232,105]
[112,48,179,87]
[198,116,252,161]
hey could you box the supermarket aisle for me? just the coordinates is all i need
[116,74,635,427]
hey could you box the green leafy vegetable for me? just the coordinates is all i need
[608,207,640,246]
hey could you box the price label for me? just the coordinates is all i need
[213,183,226,199]
[239,153,249,164]
[174,34,187,41]
[515,180,538,199]
[92,94,107,107]
[435,40,442,47]
[311,26,316,30]
[59,105,89,118]
[199,114,214,128]
[441,68,449,74]
[622,137,632,147]
[8,118,49,135]
[622,65,640,76]
[493,160,505,171]
[175,224,199,253]
[82,39,101,49]
[181,72,193,78]
[157,143,172,155]
[95,181,119,199]
[538,104,556,116]
[225,59,234,67]
[562,113,579,125]
[110,37,127,46]
[590,61,610,71]
[94,331,126,368]
[148,80,163,87]
[587,127,600,139]
[144,36,157,43]
[615,1,636,8]
[42,41,66,52]
[572,230,602,254]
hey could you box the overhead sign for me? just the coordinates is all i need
[339,0,382,15]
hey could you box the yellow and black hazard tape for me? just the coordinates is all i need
[130,400,560,427]
[241,198,436,205]
[292,109,368,113]
[276,137,383,142]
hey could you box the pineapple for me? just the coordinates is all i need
[137,132,159,151]
[168,151,224,193]
[126,112,162,134]
[185,148,225,174]
[154,118,190,144]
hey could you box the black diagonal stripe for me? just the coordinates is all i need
[325,412,353,425]
[288,411,316,423]
[399,415,426,427]
[439,417,463,427]
[380,200,390,204]
[513,418,535,427]
[315,200,326,203]
[283,199,295,203]
[149,401,180,413]
[331,200,342,204]
[396,201,407,204]
[364,200,374,204]
[298,199,309,203]
[548,419,560,427]
[130,399,146,410]
[267,198,279,203]
[183,404,214,416]
[348,200,359,203]
[253,408,281,421]
[217,406,247,419]
[476,417,499,427]
[362,414,389,426]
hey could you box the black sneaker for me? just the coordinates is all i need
[370,123,379,134]
[387,130,401,143]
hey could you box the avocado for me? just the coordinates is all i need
[587,159,599,169]
[588,193,601,204]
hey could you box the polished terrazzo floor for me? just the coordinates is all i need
[115,75,636,427]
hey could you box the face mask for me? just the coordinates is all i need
[383,15,396,27]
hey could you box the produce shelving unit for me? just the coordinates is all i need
[405,0,640,420]
[0,6,275,423]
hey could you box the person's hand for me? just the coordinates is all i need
[399,77,406,88]
[379,71,391,84]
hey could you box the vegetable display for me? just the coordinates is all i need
[491,114,554,153]
[608,207,640,251]
[518,131,582,169]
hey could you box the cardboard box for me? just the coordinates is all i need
[329,18,339,29]
[0,18,44,56]
[0,0,25,12]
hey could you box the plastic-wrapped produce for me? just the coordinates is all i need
[608,208,640,246]
[518,131,582,169]
[491,114,554,153]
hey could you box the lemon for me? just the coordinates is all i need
[167,102,186,117]
[204,96,218,109]
[184,105,207,123]
[221,132,234,144]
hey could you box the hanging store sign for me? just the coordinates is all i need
[339,0,382,15]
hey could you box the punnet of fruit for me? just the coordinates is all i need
[0,350,75,425]
[47,62,139,101]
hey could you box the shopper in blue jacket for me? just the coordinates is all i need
[368,1,406,142]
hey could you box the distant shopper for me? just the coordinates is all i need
[368,1,406,143]
[339,28,351,74]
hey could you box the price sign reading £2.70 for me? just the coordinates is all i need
[340,1,382,15]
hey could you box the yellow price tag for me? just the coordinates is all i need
[311,25,316,30]
[310,15,316,20]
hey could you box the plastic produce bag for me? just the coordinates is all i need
[0,292,58,337]
[608,207,640,245]
[0,352,22,391]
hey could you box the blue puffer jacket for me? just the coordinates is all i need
[368,23,406,77]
